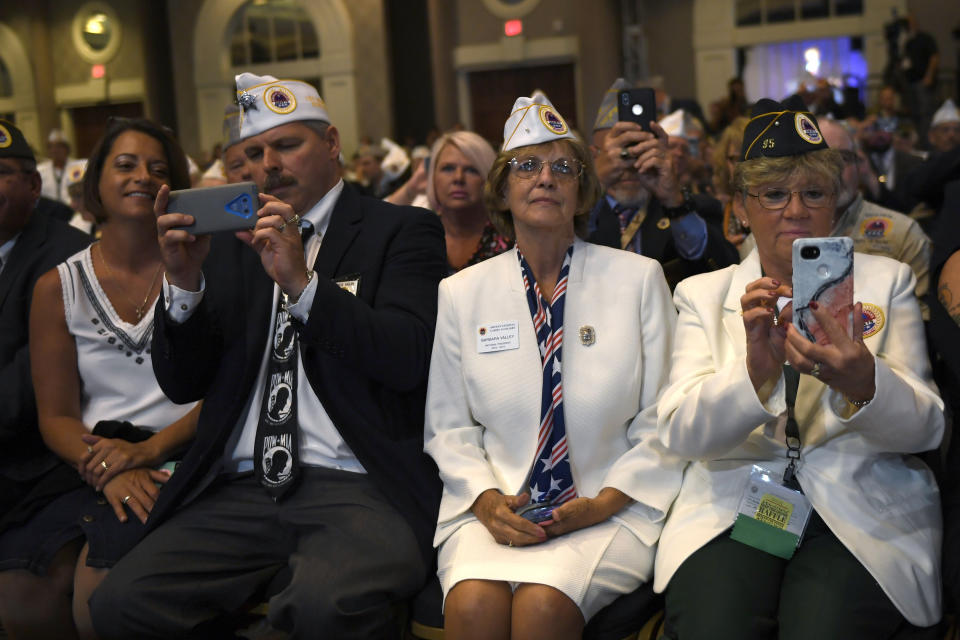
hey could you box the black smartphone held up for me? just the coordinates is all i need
[618,88,657,131]
[168,182,259,234]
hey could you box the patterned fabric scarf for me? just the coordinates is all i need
[517,245,578,505]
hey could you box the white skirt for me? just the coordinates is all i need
[437,518,654,620]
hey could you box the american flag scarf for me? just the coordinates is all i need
[517,245,577,506]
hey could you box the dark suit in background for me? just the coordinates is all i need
[589,194,739,290]
[0,210,89,523]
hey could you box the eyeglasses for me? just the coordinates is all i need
[509,156,583,182]
[746,187,833,210]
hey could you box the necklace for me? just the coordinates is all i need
[95,243,164,322]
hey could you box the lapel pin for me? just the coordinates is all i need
[579,325,596,346]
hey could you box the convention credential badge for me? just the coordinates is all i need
[730,465,813,559]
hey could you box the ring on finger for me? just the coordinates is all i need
[811,361,822,378]
[101,461,109,471]
[87,445,94,454]
[277,222,287,232]
[122,495,132,505]
[620,149,632,159]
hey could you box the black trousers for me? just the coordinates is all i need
[663,513,936,640]
[89,467,425,640]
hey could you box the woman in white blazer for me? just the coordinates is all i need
[424,94,684,640]
[656,99,944,639]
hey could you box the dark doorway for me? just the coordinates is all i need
[468,63,577,148]
[70,102,144,157]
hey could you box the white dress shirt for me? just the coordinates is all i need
[163,179,366,474]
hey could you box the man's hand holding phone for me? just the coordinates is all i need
[155,184,210,292]
[236,193,311,300]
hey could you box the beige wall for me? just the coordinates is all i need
[644,0,697,101]
[343,0,393,144]
[165,0,205,155]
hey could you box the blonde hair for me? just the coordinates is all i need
[426,131,497,212]
[712,116,749,195]
[484,138,602,240]
[733,148,843,199]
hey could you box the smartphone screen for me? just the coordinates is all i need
[792,237,854,344]
[617,88,656,131]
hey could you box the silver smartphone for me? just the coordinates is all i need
[168,181,259,234]
[792,237,854,345]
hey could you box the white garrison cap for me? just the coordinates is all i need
[222,103,243,150]
[235,72,331,139]
[502,93,576,151]
[932,99,960,127]
[659,109,703,138]
[380,138,410,181]
[47,129,68,145]
[593,78,629,131]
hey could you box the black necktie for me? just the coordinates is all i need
[254,221,313,500]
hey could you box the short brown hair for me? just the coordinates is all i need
[484,138,602,240]
[84,118,190,223]
[733,148,843,200]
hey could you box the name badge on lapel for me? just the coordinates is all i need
[477,321,520,354]
[333,274,361,296]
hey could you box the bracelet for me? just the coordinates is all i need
[846,395,872,408]
[287,271,314,305]
[661,186,696,219]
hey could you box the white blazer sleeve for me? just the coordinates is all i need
[424,279,500,524]
[831,262,943,453]
[657,279,784,460]
[602,261,684,518]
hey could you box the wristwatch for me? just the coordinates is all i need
[661,186,696,219]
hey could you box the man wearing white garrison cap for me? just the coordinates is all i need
[91,73,447,639]
[928,98,960,154]
[587,78,737,289]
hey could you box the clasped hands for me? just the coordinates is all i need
[470,487,630,548]
[78,435,171,525]
[741,276,876,404]
[155,185,310,299]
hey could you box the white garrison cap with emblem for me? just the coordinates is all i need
[235,72,331,139]
[932,99,960,127]
[502,93,576,151]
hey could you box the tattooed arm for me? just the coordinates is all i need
[937,251,960,327]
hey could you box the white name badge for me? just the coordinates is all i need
[477,321,520,353]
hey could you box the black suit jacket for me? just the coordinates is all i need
[150,185,446,563]
[588,195,738,289]
[0,211,90,493]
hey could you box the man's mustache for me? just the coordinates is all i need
[264,173,297,192]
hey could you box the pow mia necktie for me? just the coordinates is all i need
[254,221,314,499]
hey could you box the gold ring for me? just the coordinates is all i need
[101,461,109,471]
[122,495,131,505]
